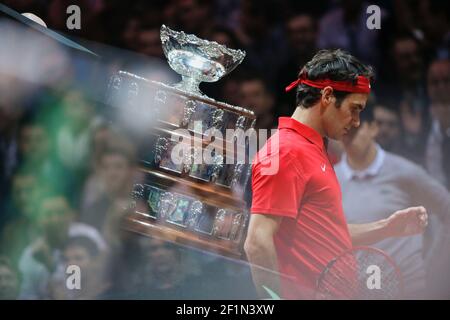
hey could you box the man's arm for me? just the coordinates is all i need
[349,206,428,246]
[244,213,283,298]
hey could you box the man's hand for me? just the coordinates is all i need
[385,206,428,238]
[32,237,55,272]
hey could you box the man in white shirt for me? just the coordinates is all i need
[335,105,450,298]
[18,195,107,299]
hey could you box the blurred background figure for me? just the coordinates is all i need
[79,121,113,212]
[56,90,95,173]
[373,101,402,153]
[80,134,136,251]
[172,0,215,38]
[0,256,20,300]
[0,75,28,209]
[233,0,287,84]
[53,89,99,205]
[378,34,429,165]
[335,106,450,298]
[49,236,110,299]
[425,59,450,190]
[275,13,318,116]
[104,236,204,299]
[18,194,107,299]
[0,171,40,268]
[318,0,386,67]
[238,73,276,130]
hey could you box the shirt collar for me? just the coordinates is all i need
[431,119,443,140]
[278,117,325,151]
[341,144,386,180]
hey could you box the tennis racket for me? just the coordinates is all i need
[315,246,404,299]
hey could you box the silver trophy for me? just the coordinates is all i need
[160,24,246,96]
[118,25,254,258]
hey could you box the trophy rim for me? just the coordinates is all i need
[160,24,246,67]
[114,71,255,117]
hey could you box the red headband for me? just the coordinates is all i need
[285,73,371,94]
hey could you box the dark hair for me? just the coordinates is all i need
[389,32,422,58]
[360,100,375,124]
[286,12,318,32]
[374,98,400,115]
[239,70,274,96]
[295,49,374,108]
[63,236,100,258]
[18,111,46,131]
[209,26,242,50]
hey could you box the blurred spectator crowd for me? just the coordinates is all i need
[0,0,450,299]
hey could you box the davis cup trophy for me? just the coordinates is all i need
[106,25,256,257]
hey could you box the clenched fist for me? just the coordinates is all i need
[385,206,428,238]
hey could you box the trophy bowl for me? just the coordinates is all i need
[160,24,246,96]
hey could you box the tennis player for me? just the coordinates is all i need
[244,49,428,299]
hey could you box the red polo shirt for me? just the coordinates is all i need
[251,117,352,299]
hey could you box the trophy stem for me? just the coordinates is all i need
[174,75,203,96]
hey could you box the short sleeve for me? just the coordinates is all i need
[250,152,306,218]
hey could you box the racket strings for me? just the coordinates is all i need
[319,255,360,298]
[317,250,402,299]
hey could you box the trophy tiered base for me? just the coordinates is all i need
[107,71,255,258]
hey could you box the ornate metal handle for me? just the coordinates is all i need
[159,192,177,220]
[212,109,224,131]
[211,154,224,182]
[236,115,246,130]
[153,90,167,118]
[181,100,197,127]
[106,74,122,106]
[182,147,201,174]
[231,163,244,187]
[129,183,145,209]
[154,137,169,165]
[108,74,122,92]
[186,200,203,229]
[154,90,167,105]
[229,213,244,241]
[213,209,228,238]
[126,81,139,109]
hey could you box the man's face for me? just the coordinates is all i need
[19,125,49,162]
[63,91,92,132]
[12,174,36,217]
[240,0,266,37]
[176,0,209,34]
[286,15,317,54]
[211,32,233,48]
[142,239,179,281]
[432,103,450,130]
[38,197,73,246]
[138,29,164,58]
[322,92,368,140]
[239,80,274,116]
[374,106,400,149]
[0,265,19,300]
[427,60,450,105]
[63,245,92,271]
[100,154,132,195]
[121,18,140,51]
[341,121,378,155]
[393,39,422,82]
